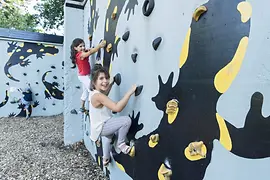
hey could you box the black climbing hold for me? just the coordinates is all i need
[62,87,65,90]
[37,70,40,72]
[51,65,56,69]
[53,76,57,79]
[135,85,143,96]
[122,31,130,41]
[112,111,117,114]
[62,61,64,66]
[6,82,9,86]
[113,73,121,86]
[62,67,64,69]
[36,82,38,84]
[131,53,138,63]
[152,37,162,50]
[52,103,56,106]
[86,131,89,136]
[75,86,80,89]
[42,107,46,111]
[23,73,27,76]
[35,93,39,96]
[70,109,78,114]
[142,0,155,17]
[52,82,59,87]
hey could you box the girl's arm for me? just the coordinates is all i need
[92,85,136,112]
[80,40,106,60]
[104,78,115,96]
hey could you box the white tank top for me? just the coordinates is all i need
[89,90,112,141]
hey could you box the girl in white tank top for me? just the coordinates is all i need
[89,64,137,166]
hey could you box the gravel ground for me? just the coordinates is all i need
[0,114,108,180]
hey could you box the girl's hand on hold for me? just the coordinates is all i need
[128,85,137,96]
[99,40,107,48]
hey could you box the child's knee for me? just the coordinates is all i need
[125,116,132,126]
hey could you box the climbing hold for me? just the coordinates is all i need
[142,0,155,17]
[131,53,138,63]
[122,31,130,41]
[158,158,172,180]
[35,93,39,96]
[112,111,117,114]
[42,107,46,111]
[111,6,118,20]
[135,85,143,96]
[71,109,78,114]
[62,61,64,66]
[148,134,159,148]
[88,34,93,41]
[53,76,57,79]
[37,70,40,72]
[52,103,56,106]
[51,65,56,69]
[6,82,9,86]
[75,86,80,89]
[193,6,207,22]
[23,73,27,76]
[166,99,179,124]
[36,82,38,84]
[152,37,162,50]
[128,146,135,157]
[113,73,121,86]
[185,141,207,161]
[106,43,113,52]
[86,131,89,136]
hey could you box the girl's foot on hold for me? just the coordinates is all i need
[103,157,110,166]
[118,143,135,157]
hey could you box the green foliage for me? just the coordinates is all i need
[34,0,65,31]
[0,0,39,32]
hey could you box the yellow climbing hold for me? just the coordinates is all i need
[8,52,13,56]
[40,49,44,52]
[158,163,172,180]
[193,6,207,21]
[19,56,24,60]
[107,0,111,9]
[106,18,109,32]
[7,74,11,78]
[179,28,191,68]
[27,49,32,53]
[216,113,232,151]
[214,36,249,93]
[111,6,118,19]
[148,134,159,148]
[166,99,179,124]
[16,49,21,52]
[184,141,207,161]
[116,162,126,172]
[237,2,252,23]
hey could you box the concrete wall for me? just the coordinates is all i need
[0,32,63,117]
[64,0,270,179]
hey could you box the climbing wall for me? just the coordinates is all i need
[64,0,270,179]
[0,38,64,117]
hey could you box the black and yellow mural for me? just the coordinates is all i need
[82,0,270,179]
[0,38,63,117]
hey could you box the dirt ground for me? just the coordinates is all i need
[0,114,108,180]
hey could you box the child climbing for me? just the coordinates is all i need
[70,38,106,112]
[89,64,136,166]
[17,83,33,119]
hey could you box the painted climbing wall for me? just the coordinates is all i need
[64,0,270,179]
[0,31,64,117]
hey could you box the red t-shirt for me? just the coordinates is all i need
[75,52,91,75]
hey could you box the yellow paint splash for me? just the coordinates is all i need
[216,113,232,151]
[92,9,94,18]
[40,49,44,52]
[167,108,179,124]
[19,56,24,60]
[7,74,11,78]
[8,52,12,56]
[27,49,32,53]
[237,2,252,23]
[16,49,21,52]
[109,62,112,74]
[184,144,207,161]
[19,43,24,47]
[106,18,109,32]
[46,53,53,56]
[116,162,125,172]
[179,28,191,68]
[114,35,119,44]
[98,156,101,166]
[90,0,93,6]
[214,36,249,93]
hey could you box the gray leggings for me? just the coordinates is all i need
[101,116,131,159]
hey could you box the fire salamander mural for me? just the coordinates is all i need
[63,0,270,179]
[0,37,64,117]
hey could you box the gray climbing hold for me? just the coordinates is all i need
[114,73,121,86]
[131,53,138,63]
[122,31,130,41]
[135,85,143,96]
[70,109,78,114]
[152,37,162,50]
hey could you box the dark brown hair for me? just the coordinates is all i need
[90,64,110,90]
[70,38,84,68]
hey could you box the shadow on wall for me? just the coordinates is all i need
[0,40,64,118]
